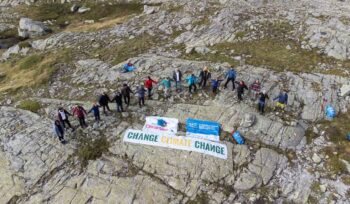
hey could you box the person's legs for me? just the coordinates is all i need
[65,119,73,129]
[193,84,197,92]
[238,92,242,101]
[138,97,142,107]
[224,78,230,88]
[148,88,152,98]
[102,105,106,114]
[106,103,111,111]
[231,78,235,90]
[82,117,87,127]
[141,97,145,106]
[60,120,66,129]
[58,132,64,142]
[120,103,123,112]
[203,78,207,88]
[213,86,217,93]
[79,118,84,128]
[261,103,265,114]
[199,78,203,87]
[189,85,192,93]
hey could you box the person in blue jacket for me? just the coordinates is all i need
[137,85,147,108]
[123,62,135,73]
[211,78,223,93]
[186,73,197,93]
[224,67,237,90]
[274,90,288,110]
[53,120,65,144]
[88,103,101,122]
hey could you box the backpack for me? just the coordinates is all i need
[232,131,245,144]
[347,133,350,141]
[228,69,236,79]
[325,105,336,119]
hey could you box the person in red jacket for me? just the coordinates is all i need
[144,76,157,99]
[72,105,88,128]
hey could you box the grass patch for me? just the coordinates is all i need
[97,34,160,65]
[17,1,143,30]
[319,113,350,174]
[305,127,319,144]
[0,28,17,39]
[18,100,41,113]
[212,38,337,72]
[18,54,44,70]
[18,41,31,49]
[76,136,110,169]
[0,48,73,92]
[187,193,209,204]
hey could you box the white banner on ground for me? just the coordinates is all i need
[123,129,227,159]
[142,116,178,135]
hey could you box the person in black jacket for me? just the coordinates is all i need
[235,80,248,101]
[198,66,211,88]
[121,84,133,106]
[57,107,74,130]
[53,120,65,144]
[112,91,123,112]
[258,90,269,114]
[172,68,182,92]
[99,92,111,114]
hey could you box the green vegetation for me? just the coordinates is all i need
[19,54,44,70]
[235,31,246,39]
[319,113,350,175]
[17,1,143,29]
[18,41,31,49]
[305,127,319,144]
[0,48,73,92]
[0,28,17,39]
[76,136,110,168]
[18,100,41,113]
[97,34,160,65]
[187,193,209,204]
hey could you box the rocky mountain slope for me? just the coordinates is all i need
[0,0,350,203]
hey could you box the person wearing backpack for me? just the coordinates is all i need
[99,92,112,115]
[112,91,124,112]
[72,105,88,128]
[57,107,74,131]
[144,76,158,99]
[198,66,211,88]
[186,73,197,93]
[53,120,65,144]
[224,67,237,90]
[88,103,101,122]
[121,83,133,106]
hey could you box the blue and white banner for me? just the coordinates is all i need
[186,118,220,142]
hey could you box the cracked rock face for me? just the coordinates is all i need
[1,0,350,203]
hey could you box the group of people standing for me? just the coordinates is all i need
[53,65,289,143]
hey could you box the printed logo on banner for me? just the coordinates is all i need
[123,129,227,159]
[186,118,220,142]
[143,116,179,135]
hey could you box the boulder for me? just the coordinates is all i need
[240,113,256,128]
[77,6,91,14]
[340,84,350,97]
[18,18,52,38]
